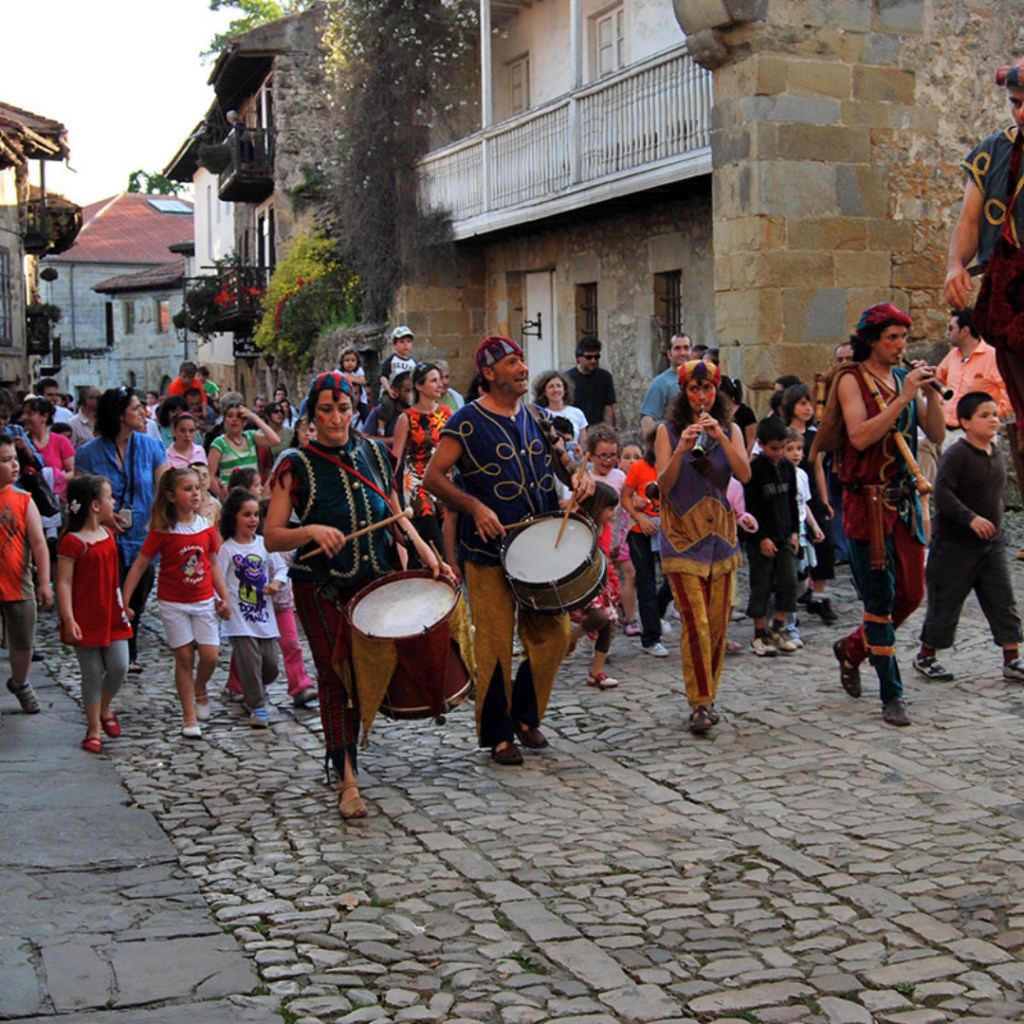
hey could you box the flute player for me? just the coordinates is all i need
[810,303,945,728]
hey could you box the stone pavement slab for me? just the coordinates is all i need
[0,662,261,1020]
[13,533,1024,1023]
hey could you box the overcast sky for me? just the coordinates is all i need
[2,0,237,206]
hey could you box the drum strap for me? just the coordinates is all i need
[304,442,393,506]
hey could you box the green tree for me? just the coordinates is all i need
[206,0,315,54]
[127,170,185,196]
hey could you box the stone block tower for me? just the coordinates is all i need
[675,0,1023,399]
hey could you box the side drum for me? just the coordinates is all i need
[346,570,474,722]
[501,512,607,614]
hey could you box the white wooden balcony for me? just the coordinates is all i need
[418,45,712,239]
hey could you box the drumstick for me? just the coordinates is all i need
[429,540,444,568]
[555,462,587,549]
[299,508,412,561]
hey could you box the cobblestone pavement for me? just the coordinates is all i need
[13,545,1024,1024]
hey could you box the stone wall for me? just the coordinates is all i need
[0,166,28,385]
[678,0,1024,411]
[395,186,715,430]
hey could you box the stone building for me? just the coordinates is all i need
[0,102,78,389]
[91,260,189,393]
[410,0,1023,420]
[41,193,194,395]
[414,0,714,425]
[165,4,332,401]
[676,0,1024,403]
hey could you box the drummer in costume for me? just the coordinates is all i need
[815,304,945,727]
[654,360,750,735]
[424,337,593,766]
[264,371,444,819]
[946,57,1024,410]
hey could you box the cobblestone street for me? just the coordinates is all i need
[6,552,1024,1024]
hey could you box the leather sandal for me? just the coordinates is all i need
[833,638,862,698]
[688,706,714,734]
[338,782,367,820]
[513,722,548,749]
[491,741,524,766]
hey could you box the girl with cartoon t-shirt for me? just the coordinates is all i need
[217,489,287,729]
[122,468,231,739]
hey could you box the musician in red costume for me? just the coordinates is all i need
[829,304,945,727]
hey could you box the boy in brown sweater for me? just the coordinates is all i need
[913,392,1024,682]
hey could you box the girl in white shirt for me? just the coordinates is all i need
[217,489,288,728]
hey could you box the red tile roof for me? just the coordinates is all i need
[93,259,186,294]
[45,192,194,266]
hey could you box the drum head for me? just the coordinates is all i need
[350,576,457,638]
[504,516,594,583]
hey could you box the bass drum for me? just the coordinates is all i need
[501,511,607,614]
[346,570,474,723]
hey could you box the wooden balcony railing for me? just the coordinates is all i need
[418,46,711,234]
[217,129,275,204]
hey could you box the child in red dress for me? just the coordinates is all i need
[56,474,133,754]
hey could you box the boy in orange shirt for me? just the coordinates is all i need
[621,441,672,656]
[0,434,53,722]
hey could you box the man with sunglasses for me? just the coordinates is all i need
[564,335,617,427]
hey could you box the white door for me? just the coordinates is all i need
[523,271,556,376]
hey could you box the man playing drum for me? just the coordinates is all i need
[424,337,593,765]
[815,304,945,727]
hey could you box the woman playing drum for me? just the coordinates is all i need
[654,360,751,734]
[264,371,443,820]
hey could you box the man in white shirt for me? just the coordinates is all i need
[38,378,72,424]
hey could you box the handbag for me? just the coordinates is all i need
[974,127,1024,351]
[20,466,61,518]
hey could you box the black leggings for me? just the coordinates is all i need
[578,608,613,654]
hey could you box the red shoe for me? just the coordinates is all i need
[587,672,619,690]
[82,736,102,755]
[100,714,121,738]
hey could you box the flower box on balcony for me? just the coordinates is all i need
[24,198,83,257]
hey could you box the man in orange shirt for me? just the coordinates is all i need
[935,307,1011,440]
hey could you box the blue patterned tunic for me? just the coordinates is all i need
[441,401,560,566]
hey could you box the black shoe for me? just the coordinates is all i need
[31,649,45,662]
[797,590,812,607]
[809,597,839,624]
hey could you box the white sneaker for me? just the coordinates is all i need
[661,618,674,635]
[1004,658,1024,682]
[642,642,670,658]
[750,636,778,657]
[769,629,799,654]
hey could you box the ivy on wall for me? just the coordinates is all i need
[323,0,478,320]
